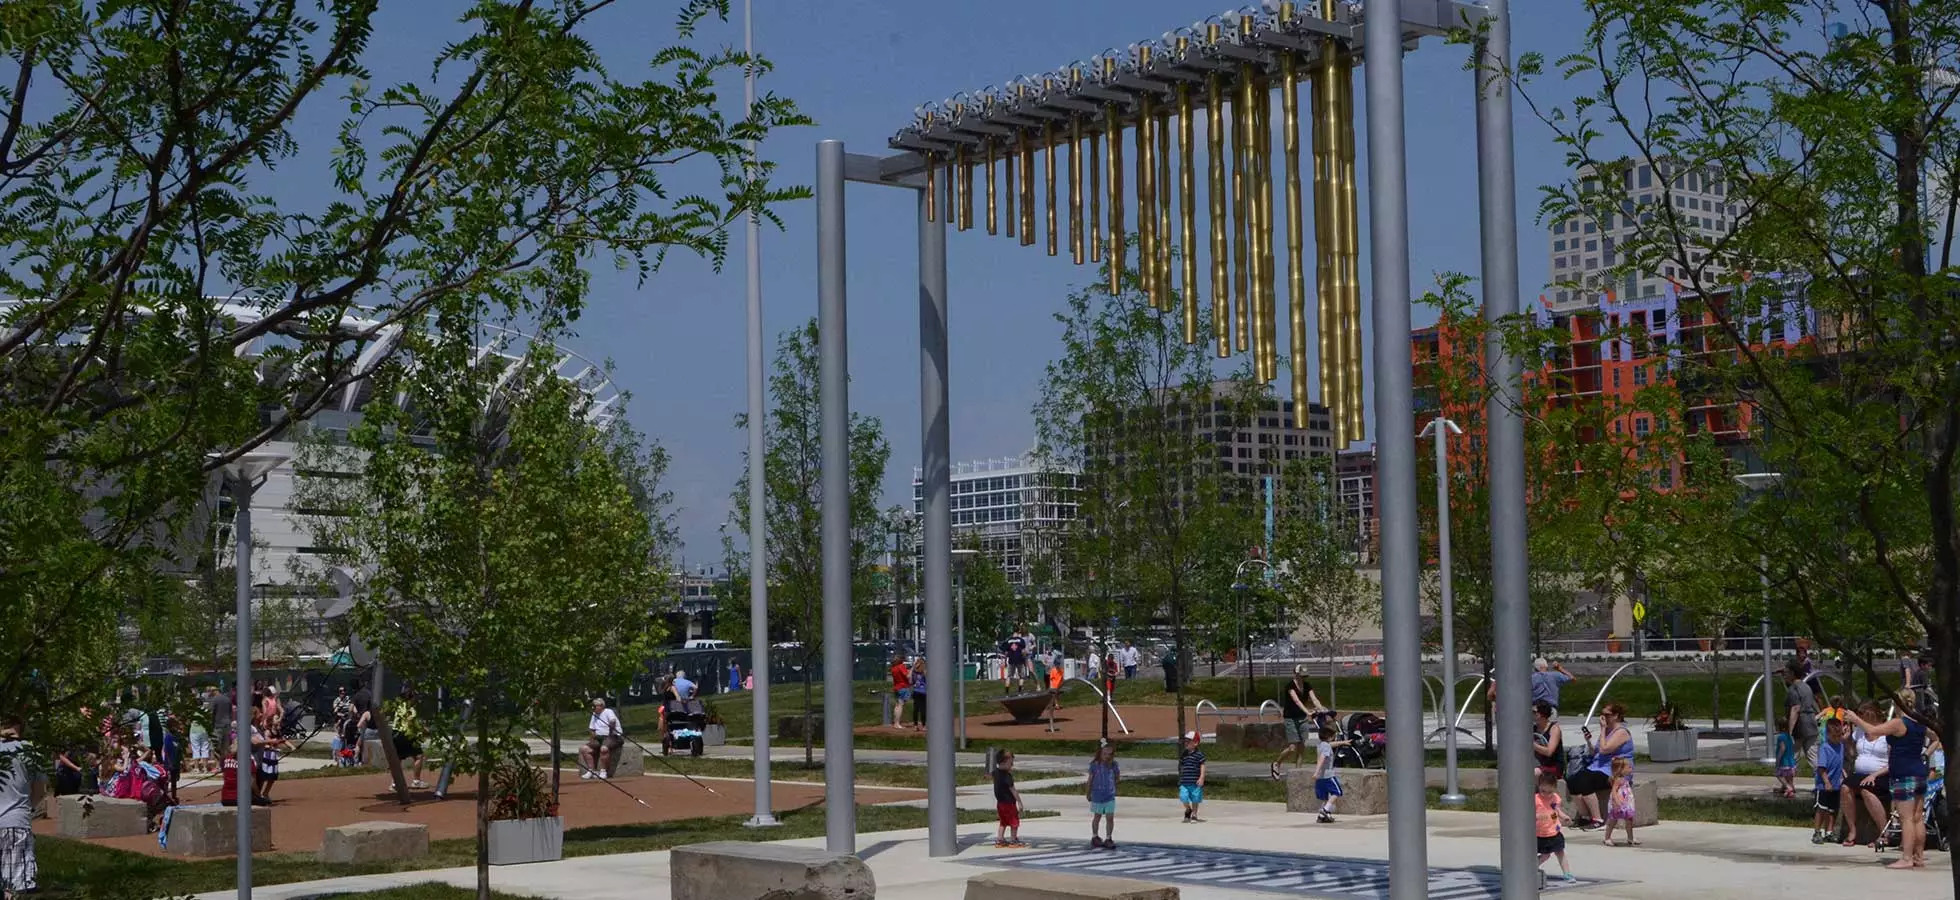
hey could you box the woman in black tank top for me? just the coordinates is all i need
[1532,701,1565,776]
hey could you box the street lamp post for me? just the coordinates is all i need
[740,0,778,830]
[952,548,978,750]
[1419,416,1466,806]
[1734,471,1783,764]
[1231,559,1275,709]
[213,452,289,900]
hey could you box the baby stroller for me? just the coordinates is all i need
[1876,776,1949,854]
[1335,712,1388,769]
[662,697,708,757]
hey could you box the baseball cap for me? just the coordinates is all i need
[1183,730,1198,740]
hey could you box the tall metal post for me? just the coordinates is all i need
[815,139,855,853]
[1364,2,1428,895]
[1759,563,1775,764]
[742,0,778,828]
[1475,2,1538,895]
[956,565,968,750]
[233,477,256,900]
[1429,421,1465,807]
[918,171,958,857]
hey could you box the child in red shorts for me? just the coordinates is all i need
[993,750,1025,848]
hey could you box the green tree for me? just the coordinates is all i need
[1272,457,1380,711]
[301,311,665,900]
[1034,261,1263,736]
[956,539,1018,658]
[731,318,891,764]
[0,0,806,756]
[1526,8,1960,822]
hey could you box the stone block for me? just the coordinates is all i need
[1633,778,1659,828]
[965,870,1177,900]
[164,804,272,857]
[319,821,429,864]
[57,795,149,838]
[609,741,645,777]
[1217,722,1289,751]
[671,840,874,900]
[1285,767,1386,815]
[361,738,385,767]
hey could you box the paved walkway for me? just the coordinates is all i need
[195,790,1945,900]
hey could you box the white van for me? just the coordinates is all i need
[683,639,732,650]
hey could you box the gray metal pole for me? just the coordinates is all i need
[815,139,855,853]
[1759,560,1775,764]
[1434,423,1464,807]
[1363,3,1428,895]
[918,171,958,857]
[1475,3,1539,895]
[233,476,255,900]
[742,0,778,829]
[956,567,967,751]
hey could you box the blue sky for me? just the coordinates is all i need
[363,1,1597,557]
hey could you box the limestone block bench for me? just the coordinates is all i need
[164,805,271,856]
[671,841,874,900]
[1285,767,1388,815]
[320,821,429,864]
[1215,722,1289,751]
[608,741,645,777]
[57,795,149,838]
[966,870,1178,899]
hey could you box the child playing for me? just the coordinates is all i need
[1086,741,1119,849]
[1178,731,1206,823]
[1601,756,1638,846]
[1311,723,1349,824]
[1773,720,1798,798]
[1812,717,1845,843]
[993,750,1025,848]
[1535,770,1577,884]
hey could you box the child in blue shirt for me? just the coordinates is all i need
[1812,717,1845,843]
[1773,722,1797,798]
[1085,741,1119,849]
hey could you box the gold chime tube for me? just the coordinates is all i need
[1312,37,1342,443]
[925,154,937,222]
[1089,123,1102,263]
[1177,82,1198,346]
[1070,118,1085,264]
[958,144,972,231]
[986,139,998,236]
[1019,128,1036,247]
[1106,103,1125,293]
[1207,73,1229,358]
[1282,54,1309,416]
[1240,64,1263,366]
[1155,104,1173,310]
[1336,64,1365,443]
[1136,89,1157,305]
[1005,138,1017,238]
[1230,73,1250,352]
[1044,121,1058,256]
[1257,80,1279,385]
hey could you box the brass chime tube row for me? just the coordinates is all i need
[986,139,999,235]
[1254,77,1278,385]
[1089,122,1102,263]
[1240,64,1263,368]
[1338,64,1365,443]
[1206,73,1229,358]
[1070,118,1084,263]
[958,144,973,231]
[1044,121,1058,256]
[925,154,938,222]
[1230,70,1250,353]
[1155,103,1173,311]
[1136,89,1157,306]
[1177,81,1198,346]
[1312,38,1341,444]
[1106,102,1125,293]
[1281,53,1309,417]
[1019,128,1036,247]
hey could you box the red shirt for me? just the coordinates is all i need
[891,663,911,691]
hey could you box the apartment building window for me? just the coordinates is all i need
[1633,365,1648,386]
[1612,369,1621,389]
[1585,221,1596,234]
[1634,417,1651,437]
[1585,239,1597,252]
[1658,468,1674,489]
[1638,164,1652,188]
[1555,221,1566,235]
[1237,446,1251,458]
[1652,308,1666,329]
[1555,239,1566,251]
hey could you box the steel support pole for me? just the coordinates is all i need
[918,170,958,857]
[1475,3,1538,895]
[233,477,255,900]
[742,0,778,829]
[1434,423,1464,807]
[957,567,968,751]
[1363,3,1428,895]
[815,139,855,853]
[1759,560,1775,764]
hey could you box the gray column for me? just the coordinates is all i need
[1363,1,1428,897]
[234,478,255,900]
[742,0,778,829]
[1475,3,1536,897]
[918,169,957,858]
[816,139,855,853]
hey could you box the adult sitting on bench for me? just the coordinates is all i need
[581,697,623,780]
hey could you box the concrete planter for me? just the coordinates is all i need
[488,816,563,866]
[703,724,727,747]
[1647,728,1699,763]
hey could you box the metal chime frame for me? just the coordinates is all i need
[807,2,1542,899]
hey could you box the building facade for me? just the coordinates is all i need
[1334,447,1377,563]
[911,453,1079,592]
[1547,159,1737,310]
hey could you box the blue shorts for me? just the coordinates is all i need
[896,688,913,701]
[1315,776,1344,800]
[1178,784,1203,805]
[1089,799,1116,816]
[1892,776,1926,803]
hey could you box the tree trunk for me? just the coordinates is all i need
[1710,641,1722,732]
[550,698,561,803]
[476,690,491,900]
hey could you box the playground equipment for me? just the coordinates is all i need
[1425,673,1487,747]
[1579,662,1668,733]
[1738,670,1845,758]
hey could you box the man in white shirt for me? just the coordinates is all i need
[580,698,623,780]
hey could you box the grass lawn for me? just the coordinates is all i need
[33,804,1048,899]
[1670,761,1778,777]
[631,755,1058,788]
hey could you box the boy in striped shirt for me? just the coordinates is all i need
[1178,731,1206,823]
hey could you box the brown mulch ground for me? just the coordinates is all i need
[36,772,921,857]
[859,702,1217,743]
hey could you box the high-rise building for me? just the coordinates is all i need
[1334,447,1377,563]
[911,452,1079,592]
[1546,159,1738,310]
